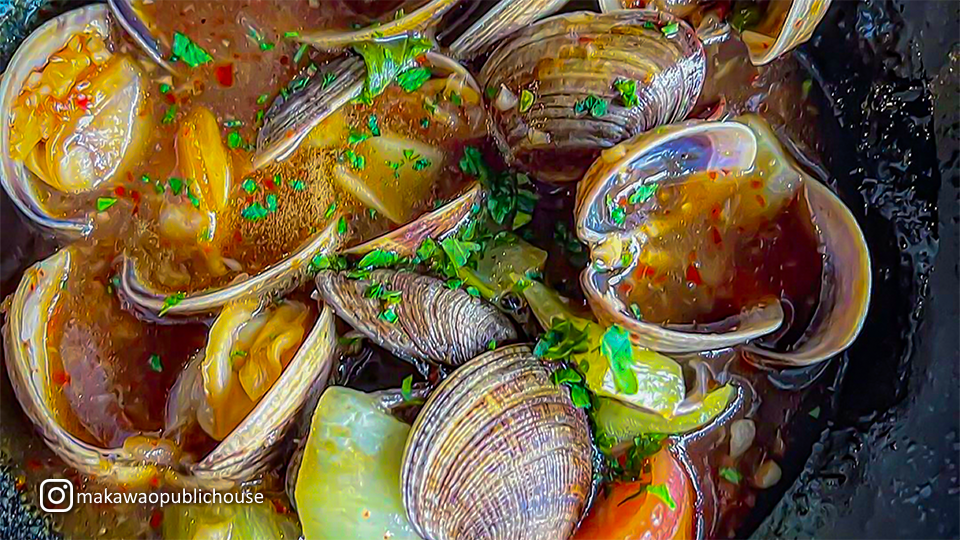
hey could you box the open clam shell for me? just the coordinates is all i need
[479,10,705,184]
[575,115,870,361]
[0,5,110,237]
[739,0,832,66]
[295,0,461,51]
[106,0,177,73]
[119,212,346,321]
[446,0,570,60]
[576,120,784,352]
[3,247,338,487]
[401,344,594,540]
[598,0,701,18]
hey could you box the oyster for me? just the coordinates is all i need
[401,345,594,540]
[735,0,833,65]
[315,269,517,366]
[0,5,153,236]
[3,247,338,487]
[575,114,870,363]
[479,10,705,183]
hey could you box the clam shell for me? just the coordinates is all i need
[106,0,178,73]
[740,0,833,66]
[3,247,338,487]
[401,345,594,540]
[0,5,113,237]
[119,211,346,320]
[479,10,705,183]
[296,0,461,51]
[446,0,570,60]
[743,168,871,367]
[315,269,517,366]
[345,181,484,257]
[576,120,785,352]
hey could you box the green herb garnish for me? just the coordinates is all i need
[660,22,680,37]
[148,354,163,372]
[159,292,186,316]
[601,325,638,395]
[168,177,184,196]
[719,467,743,484]
[352,36,432,103]
[367,114,381,136]
[337,216,348,235]
[358,249,399,269]
[171,32,213,68]
[401,375,414,401]
[614,78,640,108]
[397,66,432,93]
[95,197,117,212]
[343,149,366,170]
[519,89,535,113]
[242,202,269,221]
[574,95,608,117]
[162,104,177,124]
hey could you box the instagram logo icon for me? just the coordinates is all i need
[39,479,74,513]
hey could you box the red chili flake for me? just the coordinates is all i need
[130,190,141,204]
[75,94,90,110]
[686,264,703,286]
[644,265,656,279]
[271,498,288,515]
[617,281,633,296]
[215,64,234,87]
[708,171,718,181]
[711,226,723,246]
[750,179,763,189]
[415,55,429,66]
[52,370,71,386]
[578,36,594,44]
[149,475,160,488]
[149,508,163,529]
[14,475,26,491]
[25,459,42,471]
[233,230,244,243]
[756,194,767,207]
[710,204,722,221]
[279,55,289,66]
[164,93,176,105]
[114,185,126,197]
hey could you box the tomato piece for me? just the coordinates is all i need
[573,449,693,540]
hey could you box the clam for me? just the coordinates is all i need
[479,10,705,183]
[0,5,153,237]
[295,0,462,51]
[735,0,832,65]
[315,269,517,367]
[445,0,571,60]
[575,114,870,363]
[3,247,338,487]
[401,345,594,540]
[599,0,702,18]
[118,48,486,320]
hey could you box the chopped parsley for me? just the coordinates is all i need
[168,177,184,196]
[324,202,337,218]
[158,83,172,94]
[358,249,399,269]
[601,324,638,395]
[148,354,163,372]
[379,307,398,323]
[227,131,245,149]
[309,254,348,272]
[519,89,535,113]
[337,216,348,235]
[162,104,178,124]
[352,36,432,103]
[614,78,640,108]
[320,71,337,90]
[265,193,278,212]
[809,406,821,419]
[646,484,677,510]
[343,149,366,170]
[629,183,658,205]
[159,292,186,316]
[288,178,306,190]
[487,339,497,351]
[348,130,370,145]
[397,66,432,93]
[719,467,743,484]
[412,158,432,171]
[241,202,269,221]
[401,375,414,401]
[420,117,430,128]
[367,115,381,136]
[242,178,258,194]
[257,93,270,105]
[660,22,680,37]
[575,95,608,117]
[96,197,117,212]
[171,32,213,68]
